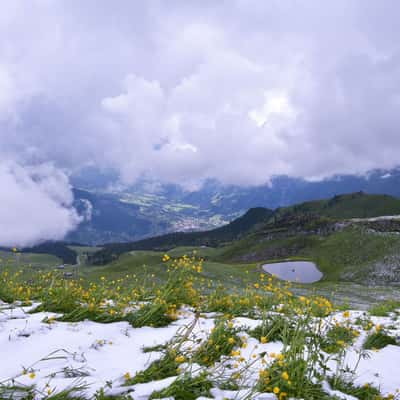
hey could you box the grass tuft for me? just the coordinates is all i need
[125,350,180,385]
[149,373,212,400]
[363,330,397,350]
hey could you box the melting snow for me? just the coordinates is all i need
[1,303,399,399]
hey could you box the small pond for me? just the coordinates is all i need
[262,261,323,283]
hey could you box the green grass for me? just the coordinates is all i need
[0,250,61,268]
[1,251,397,400]
[79,249,259,289]
[80,251,168,282]
[328,376,381,400]
[149,373,212,400]
[0,384,88,400]
[369,300,400,316]
[72,242,400,311]
[193,318,242,366]
[94,393,131,400]
[248,314,296,344]
[216,233,321,264]
[3,237,400,311]
[257,349,330,399]
[126,302,175,328]
[126,351,179,384]
[215,226,400,283]
[280,192,400,219]
[321,324,358,353]
[166,246,223,259]
[68,246,102,254]
[0,385,35,400]
[142,344,167,353]
[363,331,397,350]
[307,228,400,281]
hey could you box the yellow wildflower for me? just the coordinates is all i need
[281,371,289,380]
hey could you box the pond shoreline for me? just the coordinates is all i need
[262,260,323,283]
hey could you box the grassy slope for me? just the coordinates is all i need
[81,248,259,289]
[85,228,400,285]
[89,192,400,266]
[3,193,400,308]
[3,242,400,309]
[88,207,274,264]
[0,250,61,268]
[82,251,169,283]
[68,245,102,254]
[306,228,400,280]
[6,228,398,289]
[278,192,400,219]
[216,226,400,281]
[79,242,400,309]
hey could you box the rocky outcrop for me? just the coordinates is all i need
[342,254,400,286]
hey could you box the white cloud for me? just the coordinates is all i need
[0,1,399,194]
[249,92,297,127]
[0,161,81,247]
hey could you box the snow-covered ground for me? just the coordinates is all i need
[1,301,400,399]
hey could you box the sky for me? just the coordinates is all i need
[1,0,400,245]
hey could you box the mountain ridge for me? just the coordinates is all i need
[88,192,400,265]
[67,168,400,245]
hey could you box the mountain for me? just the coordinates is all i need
[177,169,400,212]
[88,192,400,265]
[88,207,274,264]
[274,192,400,219]
[68,168,400,245]
[67,188,235,245]
[20,242,78,265]
[68,189,166,244]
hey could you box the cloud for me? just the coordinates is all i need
[0,161,81,247]
[0,1,400,189]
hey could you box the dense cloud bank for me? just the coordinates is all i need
[0,162,80,247]
[1,0,400,243]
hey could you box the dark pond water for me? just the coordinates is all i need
[262,261,323,283]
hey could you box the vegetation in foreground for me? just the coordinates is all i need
[1,253,400,400]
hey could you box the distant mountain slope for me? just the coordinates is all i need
[67,188,235,245]
[170,168,400,213]
[88,192,400,265]
[68,189,161,244]
[88,207,273,264]
[68,168,400,245]
[275,192,400,220]
[21,242,77,265]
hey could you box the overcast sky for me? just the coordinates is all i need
[1,0,400,245]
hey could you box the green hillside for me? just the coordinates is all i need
[81,192,400,291]
[276,191,400,219]
[89,192,400,265]
[7,192,400,293]
[0,250,61,268]
[215,225,400,281]
[89,207,273,264]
